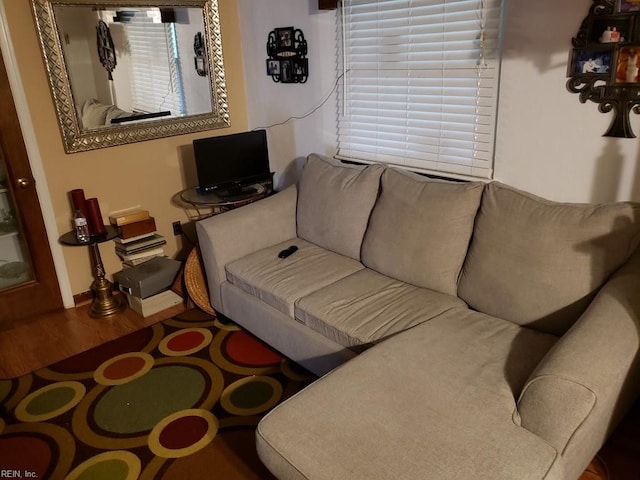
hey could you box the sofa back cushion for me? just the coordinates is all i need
[361,168,484,296]
[296,154,384,260]
[458,182,640,335]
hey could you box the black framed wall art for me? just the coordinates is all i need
[568,0,640,137]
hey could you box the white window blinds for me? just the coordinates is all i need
[337,0,504,179]
[124,11,185,116]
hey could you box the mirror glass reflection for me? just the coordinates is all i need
[53,6,212,130]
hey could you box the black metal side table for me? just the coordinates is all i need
[178,183,268,220]
[177,183,269,314]
[59,224,126,318]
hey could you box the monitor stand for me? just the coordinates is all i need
[217,185,258,201]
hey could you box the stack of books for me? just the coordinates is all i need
[108,208,166,266]
[114,256,183,317]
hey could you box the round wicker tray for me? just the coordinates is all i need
[184,248,215,315]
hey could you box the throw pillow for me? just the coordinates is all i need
[296,154,384,260]
[361,167,485,296]
[458,182,640,335]
[81,98,114,129]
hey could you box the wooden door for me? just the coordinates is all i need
[0,48,63,322]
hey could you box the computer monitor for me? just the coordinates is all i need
[193,130,271,196]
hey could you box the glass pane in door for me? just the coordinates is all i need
[0,151,33,290]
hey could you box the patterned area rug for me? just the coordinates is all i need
[3,307,639,480]
[0,309,315,480]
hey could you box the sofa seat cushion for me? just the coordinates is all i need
[257,310,559,480]
[362,167,484,295]
[294,268,466,348]
[296,154,384,260]
[458,182,640,335]
[225,238,363,317]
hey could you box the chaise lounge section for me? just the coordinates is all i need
[196,154,640,479]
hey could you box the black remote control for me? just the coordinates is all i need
[278,245,299,259]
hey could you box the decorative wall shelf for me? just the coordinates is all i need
[266,27,308,84]
[567,0,640,137]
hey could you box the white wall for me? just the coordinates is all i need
[237,0,337,190]
[238,0,640,203]
[495,0,640,203]
[56,8,102,109]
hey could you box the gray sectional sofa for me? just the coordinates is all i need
[196,154,640,480]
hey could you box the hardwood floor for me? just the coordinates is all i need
[0,294,186,379]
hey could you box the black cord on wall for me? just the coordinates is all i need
[253,70,348,131]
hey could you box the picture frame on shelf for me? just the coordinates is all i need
[266,59,280,75]
[293,58,308,77]
[618,0,640,14]
[275,27,294,48]
[280,60,293,83]
[569,48,613,77]
[590,15,633,43]
[614,45,640,83]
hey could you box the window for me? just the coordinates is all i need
[124,10,186,116]
[337,0,504,179]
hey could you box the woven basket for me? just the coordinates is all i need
[184,248,215,315]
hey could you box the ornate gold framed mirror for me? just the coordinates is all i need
[31,0,230,153]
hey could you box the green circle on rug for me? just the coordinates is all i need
[93,366,207,434]
[220,376,282,416]
[74,459,129,480]
[66,451,140,480]
[15,381,86,422]
[28,386,76,415]
[230,380,274,408]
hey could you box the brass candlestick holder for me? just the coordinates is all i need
[87,240,125,318]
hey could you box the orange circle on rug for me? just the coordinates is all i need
[157,428,274,479]
[224,330,283,366]
[45,327,156,374]
[158,328,213,357]
[0,434,52,477]
[148,409,218,458]
[94,353,154,386]
[105,356,145,379]
[159,414,209,449]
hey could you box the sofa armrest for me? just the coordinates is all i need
[516,248,640,467]
[195,185,298,312]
